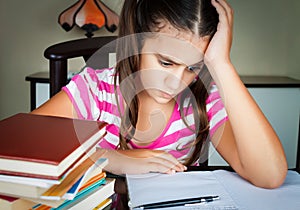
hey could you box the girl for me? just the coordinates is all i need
[32,0,287,188]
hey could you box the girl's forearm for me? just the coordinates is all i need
[209,62,287,187]
[97,148,186,175]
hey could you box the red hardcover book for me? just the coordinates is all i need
[0,113,106,180]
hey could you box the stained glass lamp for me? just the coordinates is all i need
[58,0,119,38]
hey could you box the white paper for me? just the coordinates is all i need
[213,170,300,210]
[126,171,238,209]
[126,170,300,210]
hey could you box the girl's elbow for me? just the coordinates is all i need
[260,142,288,188]
[252,163,288,189]
[260,171,287,189]
[268,164,288,189]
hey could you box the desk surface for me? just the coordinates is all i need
[240,75,300,87]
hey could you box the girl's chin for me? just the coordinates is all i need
[155,98,172,104]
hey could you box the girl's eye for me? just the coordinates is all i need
[187,62,204,72]
[159,60,173,67]
[187,66,200,72]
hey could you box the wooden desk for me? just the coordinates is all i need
[240,75,300,88]
[25,72,49,111]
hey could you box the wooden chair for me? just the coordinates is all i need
[44,36,117,97]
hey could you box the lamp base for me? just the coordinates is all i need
[82,23,99,38]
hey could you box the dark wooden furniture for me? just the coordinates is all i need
[44,36,117,97]
[25,72,50,111]
[240,75,300,88]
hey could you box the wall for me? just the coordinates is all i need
[0,0,123,119]
[0,0,299,119]
[230,0,299,80]
[286,0,300,79]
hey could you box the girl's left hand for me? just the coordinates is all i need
[204,0,234,69]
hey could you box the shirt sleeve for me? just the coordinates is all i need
[206,84,228,138]
[62,67,103,120]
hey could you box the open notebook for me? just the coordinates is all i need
[126,170,300,210]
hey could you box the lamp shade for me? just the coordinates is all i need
[58,0,119,38]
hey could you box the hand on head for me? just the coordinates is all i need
[204,0,234,69]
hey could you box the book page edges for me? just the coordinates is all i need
[0,129,106,178]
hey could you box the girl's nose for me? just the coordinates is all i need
[165,67,185,90]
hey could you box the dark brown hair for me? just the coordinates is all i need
[114,0,218,165]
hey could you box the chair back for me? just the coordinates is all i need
[44,36,117,96]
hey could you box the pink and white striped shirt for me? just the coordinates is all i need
[63,67,228,164]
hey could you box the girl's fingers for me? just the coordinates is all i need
[147,161,185,174]
[159,152,187,171]
[148,162,175,174]
[210,0,233,46]
[146,152,186,173]
[118,149,186,174]
[211,0,227,20]
[211,0,233,26]
[215,0,234,22]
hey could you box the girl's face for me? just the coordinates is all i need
[138,25,210,104]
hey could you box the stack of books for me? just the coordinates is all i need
[0,113,115,210]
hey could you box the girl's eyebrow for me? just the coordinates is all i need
[154,53,182,65]
[154,53,204,67]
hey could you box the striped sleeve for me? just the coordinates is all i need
[206,84,228,137]
[62,67,107,121]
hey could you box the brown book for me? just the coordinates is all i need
[0,113,106,180]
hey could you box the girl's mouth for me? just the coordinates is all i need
[160,91,174,99]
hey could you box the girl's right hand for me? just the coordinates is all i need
[99,148,187,175]
[204,0,234,71]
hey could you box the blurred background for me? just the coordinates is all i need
[0,0,299,119]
